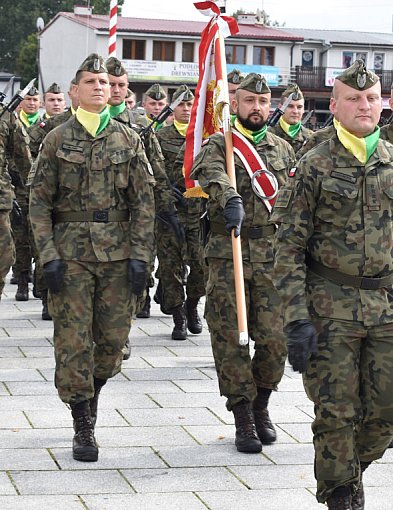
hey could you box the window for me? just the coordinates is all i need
[374,52,384,71]
[122,39,145,60]
[342,51,354,68]
[253,46,275,66]
[153,41,175,61]
[226,45,246,65]
[301,50,314,68]
[182,42,194,62]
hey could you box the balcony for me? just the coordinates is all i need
[294,66,393,94]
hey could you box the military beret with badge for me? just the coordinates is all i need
[172,84,194,102]
[238,73,270,94]
[106,56,127,77]
[227,69,244,85]
[336,59,379,90]
[76,53,108,75]
[144,83,167,100]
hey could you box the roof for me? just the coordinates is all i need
[43,12,303,42]
[279,27,393,46]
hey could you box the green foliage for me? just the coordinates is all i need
[16,34,38,88]
[0,1,124,74]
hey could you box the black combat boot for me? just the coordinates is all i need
[253,387,277,444]
[153,281,171,315]
[123,337,131,360]
[41,290,52,321]
[15,271,29,301]
[89,377,107,428]
[185,297,203,334]
[232,401,262,453]
[32,270,42,299]
[326,486,352,510]
[70,401,98,462]
[136,289,151,318]
[172,305,187,340]
[351,461,370,510]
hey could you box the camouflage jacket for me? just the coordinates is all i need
[114,108,175,213]
[156,124,186,184]
[28,109,73,159]
[380,123,393,144]
[271,134,393,327]
[0,110,32,209]
[269,123,313,154]
[191,130,295,261]
[295,125,336,161]
[29,116,155,266]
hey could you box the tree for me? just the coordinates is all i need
[16,34,38,88]
[0,1,124,74]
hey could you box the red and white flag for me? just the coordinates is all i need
[183,1,238,196]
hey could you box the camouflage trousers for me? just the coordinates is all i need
[49,259,132,405]
[0,212,15,296]
[304,317,393,503]
[11,197,33,276]
[205,257,286,411]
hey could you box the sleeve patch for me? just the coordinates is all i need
[289,167,297,177]
[274,188,293,208]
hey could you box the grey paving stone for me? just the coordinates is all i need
[125,346,178,357]
[121,367,210,381]
[230,464,316,490]
[82,492,208,510]
[0,358,55,369]
[197,489,322,510]
[18,346,54,358]
[121,466,246,492]
[0,428,72,449]
[0,369,46,382]
[150,392,231,408]
[26,408,128,428]
[142,356,215,368]
[359,486,393,509]
[98,380,182,394]
[7,381,59,396]
[2,328,51,337]
[0,337,52,347]
[278,423,314,443]
[0,448,57,470]
[10,470,133,495]
[0,410,31,428]
[0,495,85,510]
[208,404,312,425]
[0,347,24,357]
[52,446,166,470]
[0,384,8,395]
[97,426,197,448]
[172,379,218,393]
[0,395,64,410]
[166,346,214,357]
[97,393,160,410]
[262,443,315,465]
[0,472,17,495]
[119,407,222,427]
[0,320,33,329]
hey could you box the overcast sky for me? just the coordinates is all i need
[122,0,393,33]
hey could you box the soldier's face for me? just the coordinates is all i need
[44,92,66,116]
[76,72,110,113]
[233,90,271,130]
[282,99,305,125]
[21,95,40,114]
[125,95,136,110]
[108,74,128,106]
[330,80,382,137]
[143,97,167,118]
[228,83,240,113]
[174,100,193,123]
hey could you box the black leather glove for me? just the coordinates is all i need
[172,186,188,209]
[43,260,66,294]
[156,210,186,244]
[223,196,245,237]
[127,259,148,296]
[285,319,318,373]
[11,199,23,226]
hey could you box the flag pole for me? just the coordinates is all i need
[217,32,249,347]
[108,0,118,57]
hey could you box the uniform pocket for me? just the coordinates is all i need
[108,149,134,189]
[315,177,358,227]
[56,149,85,190]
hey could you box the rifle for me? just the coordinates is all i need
[139,90,187,140]
[0,78,36,120]
[302,109,314,127]
[0,76,15,104]
[267,92,295,127]
[322,113,334,128]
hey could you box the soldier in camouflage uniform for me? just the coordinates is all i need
[125,88,136,110]
[106,57,183,354]
[142,83,168,131]
[191,74,295,453]
[295,123,336,161]
[29,54,155,462]
[156,85,205,340]
[272,60,393,509]
[380,81,393,143]
[227,69,244,116]
[269,84,313,154]
[43,82,66,118]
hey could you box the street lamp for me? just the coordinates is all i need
[36,17,45,93]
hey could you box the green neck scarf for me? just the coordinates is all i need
[109,101,126,118]
[20,110,40,127]
[335,120,380,164]
[279,116,302,139]
[234,118,267,144]
[75,106,111,137]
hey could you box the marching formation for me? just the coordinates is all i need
[1,50,393,510]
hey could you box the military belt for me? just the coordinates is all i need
[306,253,393,290]
[53,210,129,224]
[210,221,275,239]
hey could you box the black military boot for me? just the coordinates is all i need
[351,461,370,510]
[41,289,52,321]
[70,400,98,462]
[172,305,187,340]
[32,270,42,299]
[89,377,107,428]
[232,401,263,453]
[123,337,131,360]
[326,486,352,510]
[253,388,277,444]
[15,271,29,301]
[185,297,203,334]
[153,281,171,315]
[136,290,151,318]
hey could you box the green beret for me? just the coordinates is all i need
[227,69,244,85]
[281,83,303,101]
[336,59,379,90]
[77,53,107,74]
[238,73,270,94]
[106,56,127,77]
[172,84,194,102]
[45,82,62,94]
[145,83,167,100]
[26,86,39,96]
